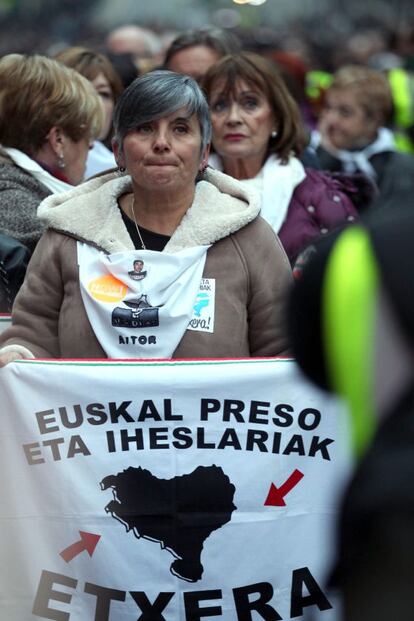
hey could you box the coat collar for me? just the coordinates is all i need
[37,168,261,253]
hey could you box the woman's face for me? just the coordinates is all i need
[167,45,220,82]
[114,107,208,193]
[209,79,275,164]
[62,133,92,184]
[91,72,115,141]
[319,87,379,151]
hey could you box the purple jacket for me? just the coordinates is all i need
[278,169,360,262]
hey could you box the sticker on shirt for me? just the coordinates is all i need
[87,274,128,303]
[187,278,215,333]
[128,259,147,281]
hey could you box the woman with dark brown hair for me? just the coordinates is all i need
[55,46,124,177]
[163,28,240,82]
[202,52,360,262]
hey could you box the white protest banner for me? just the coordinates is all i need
[0,358,351,621]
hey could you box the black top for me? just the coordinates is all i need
[119,206,170,251]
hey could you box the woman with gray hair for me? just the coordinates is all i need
[0,70,291,364]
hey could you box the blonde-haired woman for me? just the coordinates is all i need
[314,65,414,212]
[0,53,103,254]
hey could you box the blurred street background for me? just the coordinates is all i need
[1,0,414,72]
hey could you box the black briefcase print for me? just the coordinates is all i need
[111,295,160,328]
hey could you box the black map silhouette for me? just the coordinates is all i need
[100,465,236,582]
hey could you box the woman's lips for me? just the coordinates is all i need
[224,134,246,142]
[146,161,176,166]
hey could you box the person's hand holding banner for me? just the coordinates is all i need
[0,350,25,367]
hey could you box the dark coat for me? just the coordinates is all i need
[316,145,414,214]
[288,210,414,620]
[278,168,361,262]
[0,150,51,253]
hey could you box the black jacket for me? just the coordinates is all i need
[0,233,30,312]
[316,145,414,214]
[288,210,414,620]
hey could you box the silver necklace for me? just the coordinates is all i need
[130,195,147,250]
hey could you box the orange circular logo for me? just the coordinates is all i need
[88,274,127,303]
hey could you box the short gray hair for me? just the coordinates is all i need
[113,70,211,154]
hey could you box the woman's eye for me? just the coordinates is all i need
[211,100,227,113]
[338,107,354,118]
[242,98,258,110]
[98,91,113,101]
[137,124,152,134]
[174,125,188,134]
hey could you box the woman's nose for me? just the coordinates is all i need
[324,107,339,124]
[153,130,171,151]
[226,102,242,125]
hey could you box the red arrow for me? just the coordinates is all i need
[60,531,101,563]
[264,470,304,507]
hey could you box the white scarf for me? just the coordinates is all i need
[209,154,306,233]
[77,242,210,359]
[3,147,73,194]
[85,141,116,179]
[312,127,396,180]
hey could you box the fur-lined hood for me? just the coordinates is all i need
[37,167,261,254]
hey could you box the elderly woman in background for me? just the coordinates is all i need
[313,65,414,213]
[0,70,291,365]
[202,52,360,263]
[54,46,124,178]
[0,54,103,254]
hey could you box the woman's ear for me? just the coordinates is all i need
[112,139,125,170]
[43,126,66,169]
[46,126,64,158]
[366,109,382,134]
[199,143,211,172]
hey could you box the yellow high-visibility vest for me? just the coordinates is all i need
[388,68,414,153]
[323,227,379,456]
[305,70,333,101]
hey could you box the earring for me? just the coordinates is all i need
[57,153,65,169]
[271,130,278,139]
[118,166,126,175]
